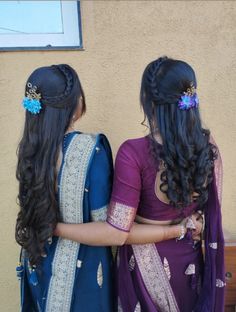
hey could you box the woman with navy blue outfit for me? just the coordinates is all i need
[16,65,115,311]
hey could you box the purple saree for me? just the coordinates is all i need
[107,136,225,312]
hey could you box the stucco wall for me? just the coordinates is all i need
[0,1,235,310]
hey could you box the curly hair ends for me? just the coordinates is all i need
[140,57,217,208]
[15,64,85,265]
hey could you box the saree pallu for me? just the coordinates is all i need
[19,132,114,312]
[117,237,204,312]
[107,137,225,312]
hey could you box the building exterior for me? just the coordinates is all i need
[0,1,235,310]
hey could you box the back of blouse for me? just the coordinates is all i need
[107,136,198,232]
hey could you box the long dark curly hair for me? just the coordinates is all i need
[140,56,216,208]
[15,64,86,265]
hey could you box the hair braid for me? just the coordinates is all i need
[145,56,168,100]
[42,65,74,106]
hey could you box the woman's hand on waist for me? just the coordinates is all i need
[184,211,204,241]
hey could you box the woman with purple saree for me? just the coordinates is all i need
[55,57,225,312]
[110,135,224,312]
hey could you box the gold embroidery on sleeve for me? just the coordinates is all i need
[107,201,136,231]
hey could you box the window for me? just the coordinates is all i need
[0,1,82,51]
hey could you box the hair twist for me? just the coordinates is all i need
[144,56,168,100]
[42,65,75,107]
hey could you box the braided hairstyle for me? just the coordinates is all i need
[140,57,216,208]
[15,65,86,265]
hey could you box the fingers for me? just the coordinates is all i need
[192,227,201,236]
[192,233,201,241]
[192,212,203,223]
[180,217,188,226]
[193,222,202,235]
[191,214,203,234]
[178,213,204,241]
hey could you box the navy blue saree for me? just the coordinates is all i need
[18,132,114,312]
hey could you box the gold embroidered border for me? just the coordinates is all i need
[46,134,97,312]
[107,201,136,232]
[91,205,108,222]
[132,244,180,312]
[210,137,223,205]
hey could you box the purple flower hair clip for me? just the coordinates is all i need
[178,83,199,110]
[22,82,42,114]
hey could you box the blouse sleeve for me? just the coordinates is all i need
[106,140,141,232]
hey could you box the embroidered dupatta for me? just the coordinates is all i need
[194,147,225,312]
[46,133,97,311]
[19,133,114,312]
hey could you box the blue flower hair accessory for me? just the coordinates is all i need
[178,83,199,110]
[22,82,42,114]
